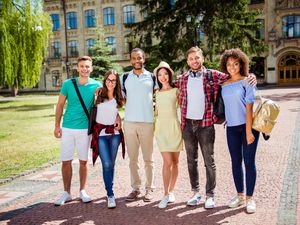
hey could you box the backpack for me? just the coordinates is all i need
[122,72,156,95]
[207,70,225,124]
[252,95,280,138]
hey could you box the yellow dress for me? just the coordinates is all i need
[154,88,183,152]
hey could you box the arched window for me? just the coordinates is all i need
[67,12,77,29]
[105,36,116,54]
[103,7,115,25]
[123,5,135,24]
[86,39,96,49]
[68,40,79,57]
[282,15,300,38]
[85,9,96,28]
[51,14,60,31]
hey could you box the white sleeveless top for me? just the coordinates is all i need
[95,98,119,136]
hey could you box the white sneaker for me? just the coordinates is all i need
[187,193,202,206]
[205,197,215,209]
[80,190,92,203]
[246,199,256,213]
[228,195,245,208]
[107,196,116,209]
[158,195,169,209]
[54,191,72,206]
[168,192,175,203]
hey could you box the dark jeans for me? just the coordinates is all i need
[98,134,121,197]
[183,119,216,197]
[226,124,259,197]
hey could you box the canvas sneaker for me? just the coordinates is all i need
[54,191,72,206]
[107,196,116,209]
[187,193,202,206]
[143,190,154,202]
[168,192,175,203]
[228,195,245,208]
[205,197,215,209]
[158,195,169,209]
[80,190,92,203]
[246,199,256,213]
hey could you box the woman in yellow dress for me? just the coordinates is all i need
[153,61,183,209]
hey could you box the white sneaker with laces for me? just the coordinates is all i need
[168,192,175,203]
[246,199,256,213]
[80,190,92,203]
[54,191,72,206]
[158,195,169,209]
[107,196,116,208]
[205,197,215,209]
[187,193,202,206]
[228,195,245,208]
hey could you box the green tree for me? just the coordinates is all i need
[129,0,267,72]
[0,0,51,96]
[89,30,122,79]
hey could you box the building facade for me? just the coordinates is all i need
[2,0,299,93]
[249,0,300,85]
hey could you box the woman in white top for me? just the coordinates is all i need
[91,70,124,209]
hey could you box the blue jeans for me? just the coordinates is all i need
[226,124,259,197]
[98,134,121,197]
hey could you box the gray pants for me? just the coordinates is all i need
[182,119,216,197]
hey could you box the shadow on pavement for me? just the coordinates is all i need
[0,197,246,225]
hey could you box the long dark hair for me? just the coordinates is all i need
[156,67,175,90]
[96,70,123,108]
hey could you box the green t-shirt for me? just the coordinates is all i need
[61,77,101,129]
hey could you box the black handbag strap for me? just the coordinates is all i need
[71,78,90,120]
[207,70,214,103]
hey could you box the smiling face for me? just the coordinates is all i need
[77,60,93,78]
[157,68,169,84]
[105,74,117,91]
[130,50,145,71]
[226,57,241,77]
[187,51,204,71]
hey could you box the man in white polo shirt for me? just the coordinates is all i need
[54,56,101,206]
[121,48,157,202]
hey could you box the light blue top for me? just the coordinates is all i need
[60,77,101,129]
[221,79,256,127]
[121,69,157,123]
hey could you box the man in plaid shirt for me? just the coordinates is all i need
[174,47,255,209]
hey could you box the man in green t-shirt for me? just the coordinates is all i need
[54,56,101,206]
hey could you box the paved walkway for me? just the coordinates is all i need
[0,87,299,225]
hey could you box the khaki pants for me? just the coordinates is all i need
[124,121,154,191]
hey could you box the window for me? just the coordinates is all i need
[52,70,61,87]
[103,7,115,25]
[52,42,61,58]
[86,39,95,49]
[51,14,60,31]
[105,36,116,54]
[255,19,265,40]
[67,12,77,29]
[85,9,96,28]
[283,15,300,38]
[123,5,135,24]
[68,40,79,57]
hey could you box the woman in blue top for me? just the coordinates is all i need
[220,48,260,214]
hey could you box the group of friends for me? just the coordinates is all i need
[53,46,259,214]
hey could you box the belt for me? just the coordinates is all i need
[186,118,202,125]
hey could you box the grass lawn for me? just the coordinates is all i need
[0,97,60,179]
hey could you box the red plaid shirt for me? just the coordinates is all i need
[90,123,125,166]
[174,67,228,129]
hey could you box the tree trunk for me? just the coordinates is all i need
[10,85,18,97]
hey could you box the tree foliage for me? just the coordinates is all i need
[89,30,122,78]
[0,0,51,95]
[129,0,267,72]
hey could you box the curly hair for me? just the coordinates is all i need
[95,70,123,108]
[220,48,250,77]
